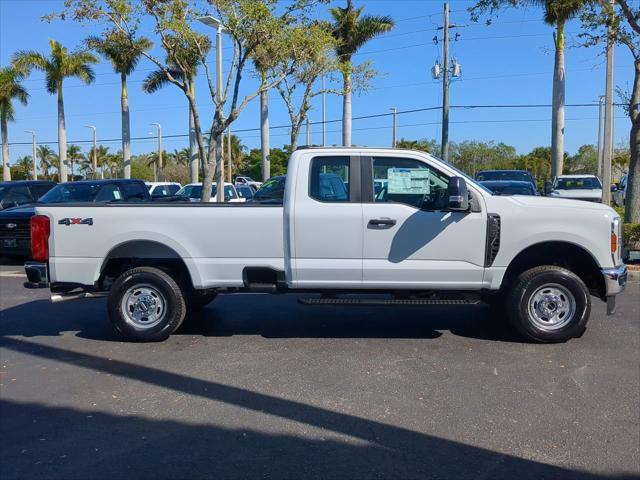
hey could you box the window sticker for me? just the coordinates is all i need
[113,190,121,200]
[387,168,431,194]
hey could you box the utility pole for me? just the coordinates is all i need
[25,130,37,180]
[601,0,615,206]
[390,107,397,147]
[434,3,462,162]
[84,125,97,179]
[597,95,605,178]
[441,2,450,161]
[151,123,162,182]
[322,75,326,146]
[306,116,311,146]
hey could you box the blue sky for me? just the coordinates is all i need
[0,0,635,164]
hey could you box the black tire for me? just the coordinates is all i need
[186,290,218,311]
[506,265,590,343]
[107,267,186,341]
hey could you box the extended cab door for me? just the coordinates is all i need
[290,154,363,288]
[361,153,486,289]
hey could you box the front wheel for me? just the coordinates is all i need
[107,267,186,341]
[507,266,590,343]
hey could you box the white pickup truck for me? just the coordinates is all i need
[24,147,627,343]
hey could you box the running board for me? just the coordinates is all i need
[299,297,480,306]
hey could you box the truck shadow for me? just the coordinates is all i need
[0,339,636,480]
[0,294,521,343]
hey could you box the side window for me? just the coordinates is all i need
[121,182,149,201]
[2,186,32,206]
[94,184,122,202]
[309,157,350,203]
[167,184,180,195]
[372,157,450,210]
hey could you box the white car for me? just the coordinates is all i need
[235,176,262,191]
[25,147,626,343]
[549,175,603,202]
[145,182,182,197]
[176,182,244,203]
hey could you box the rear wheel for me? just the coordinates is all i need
[108,267,186,341]
[507,266,590,343]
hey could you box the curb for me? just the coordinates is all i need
[626,265,640,282]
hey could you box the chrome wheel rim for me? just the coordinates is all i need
[528,283,576,331]
[121,284,167,329]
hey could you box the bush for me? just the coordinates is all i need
[623,223,640,249]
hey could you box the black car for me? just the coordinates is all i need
[250,176,286,204]
[0,180,57,210]
[476,170,539,195]
[479,180,539,196]
[0,179,151,257]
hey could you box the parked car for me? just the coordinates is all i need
[145,182,182,197]
[613,174,627,207]
[234,176,262,191]
[0,179,150,258]
[479,180,539,196]
[476,170,539,195]
[25,147,626,344]
[176,183,243,202]
[0,180,56,210]
[235,185,255,201]
[250,176,286,204]
[548,175,603,202]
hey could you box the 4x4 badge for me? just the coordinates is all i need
[58,217,93,226]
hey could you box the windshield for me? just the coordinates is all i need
[476,171,534,183]
[39,183,103,203]
[254,177,285,202]
[489,184,534,196]
[554,177,602,190]
[0,185,9,198]
[176,184,238,200]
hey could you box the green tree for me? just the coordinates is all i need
[87,32,152,179]
[566,144,597,174]
[142,34,210,184]
[330,0,394,146]
[12,40,97,182]
[36,144,55,179]
[470,0,591,179]
[88,145,111,179]
[0,67,29,181]
[11,155,34,180]
[243,147,289,180]
[580,0,638,222]
[396,138,440,154]
[67,144,85,179]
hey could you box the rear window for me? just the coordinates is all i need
[120,182,149,201]
[40,183,102,203]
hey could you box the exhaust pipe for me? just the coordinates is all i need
[51,292,107,303]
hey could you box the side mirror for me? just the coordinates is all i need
[448,177,469,211]
[610,184,618,193]
[544,181,553,196]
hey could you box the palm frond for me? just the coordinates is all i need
[143,67,183,93]
[11,50,49,75]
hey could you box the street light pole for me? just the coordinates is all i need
[390,107,397,147]
[84,125,97,179]
[601,0,615,206]
[441,2,450,161]
[322,75,326,146]
[227,126,232,184]
[306,116,311,146]
[25,130,37,180]
[151,123,162,182]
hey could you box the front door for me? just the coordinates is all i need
[361,155,486,289]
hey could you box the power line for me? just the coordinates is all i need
[7,103,625,147]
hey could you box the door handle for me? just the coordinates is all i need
[369,218,397,226]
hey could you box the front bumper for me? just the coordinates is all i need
[601,265,627,315]
[24,261,49,289]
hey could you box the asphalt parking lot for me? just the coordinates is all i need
[0,262,638,479]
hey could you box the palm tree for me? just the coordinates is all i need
[12,40,97,182]
[0,67,29,181]
[36,145,55,179]
[87,33,152,179]
[330,0,394,146]
[88,145,111,179]
[143,37,210,183]
[66,144,85,179]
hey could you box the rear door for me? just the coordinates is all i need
[291,154,363,288]
[361,153,487,289]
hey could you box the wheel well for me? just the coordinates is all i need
[98,240,193,292]
[503,242,605,299]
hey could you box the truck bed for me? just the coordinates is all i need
[37,203,285,289]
